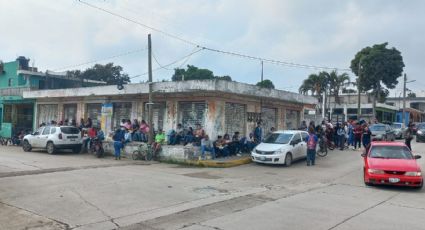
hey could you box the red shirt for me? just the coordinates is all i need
[88,128,97,138]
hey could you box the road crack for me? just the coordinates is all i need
[327,192,400,230]
[0,200,71,230]
[73,190,119,228]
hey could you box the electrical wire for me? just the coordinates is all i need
[77,0,351,72]
[53,47,147,71]
[78,0,199,47]
[129,47,204,80]
[152,51,173,71]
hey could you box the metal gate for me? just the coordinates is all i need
[261,107,277,136]
[179,102,206,129]
[286,110,300,130]
[86,103,102,125]
[113,102,132,129]
[144,102,166,131]
[225,103,246,136]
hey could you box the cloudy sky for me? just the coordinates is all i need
[1,0,424,95]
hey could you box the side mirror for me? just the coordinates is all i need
[361,153,367,158]
[414,155,421,159]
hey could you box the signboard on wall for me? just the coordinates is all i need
[101,103,113,137]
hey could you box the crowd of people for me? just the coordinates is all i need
[301,118,416,154]
[19,115,417,161]
[111,119,267,160]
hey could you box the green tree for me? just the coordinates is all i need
[256,79,275,89]
[408,91,416,98]
[172,65,233,81]
[67,63,130,85]
[350,42,405,118]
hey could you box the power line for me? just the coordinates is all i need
[152,51,173,71]
[78,0,199,47]
[77,0,351,72]
[130,47,204,80]
[53,47,147,71]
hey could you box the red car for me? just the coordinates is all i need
[362,142,423,188]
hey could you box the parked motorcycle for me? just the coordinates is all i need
[89,137,104,158]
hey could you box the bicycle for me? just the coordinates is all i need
[132,143,161,161]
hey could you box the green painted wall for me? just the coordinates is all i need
[0,61,19,88]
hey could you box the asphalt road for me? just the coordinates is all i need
[0,141,424,230]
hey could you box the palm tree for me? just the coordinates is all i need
[298,73,327,96]
[326,70,350,104]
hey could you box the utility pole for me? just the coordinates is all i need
[402,73,407,126]
[148,34,154,144]
[357,60,361,120]
[259,61,263,125]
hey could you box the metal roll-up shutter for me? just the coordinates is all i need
[261,107,277,136]
[179,102,206,129]
[225,102,246,136]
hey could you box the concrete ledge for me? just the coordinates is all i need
[101,141,251,167]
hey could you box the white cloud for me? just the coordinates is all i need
[1,0,424,92]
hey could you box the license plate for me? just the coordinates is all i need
[389,178,400,183]
[260,156,266,161]
[70,139,76,142]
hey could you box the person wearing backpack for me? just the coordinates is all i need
[305,127,318,166]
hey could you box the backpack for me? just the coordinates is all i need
[307,134,317,150]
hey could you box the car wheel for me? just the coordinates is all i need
[72,145,82,154]
[46,142,56,154]
[364,169,372,186]
[22,140,32,152]
[284,153,292,167]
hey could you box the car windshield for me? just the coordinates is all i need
[264,133,293,144]
[369,125,386,131]
[417,124,425,130]
[370,146,413,159]
[60,127,80,134]
[391,124,402,129]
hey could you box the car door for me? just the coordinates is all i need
[291,133,303,159]
[31,127,45,148]
[386,125,394,141]
[300,132,309,157]
[39,127,51,148]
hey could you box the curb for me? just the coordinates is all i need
[183,156,252,168]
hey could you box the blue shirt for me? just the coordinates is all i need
[113,129,125,142]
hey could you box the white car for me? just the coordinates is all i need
[22,126,83,154]
[251,130,309,166]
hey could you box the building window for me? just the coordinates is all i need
[178,102,206,129]
[361,108,373,115]
[225,103,246,136]
[8,78,13,87]
[347,108,358,114]
[333,108,343,114]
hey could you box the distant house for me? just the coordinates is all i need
[0,56,104,138]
